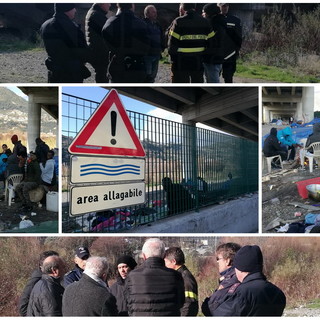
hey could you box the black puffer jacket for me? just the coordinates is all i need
[18,269,42,316]
[125,257,185,316]
[212,272,286,316]
[109,277,128,316]
[178,265,199,316]
[27,274,64,316]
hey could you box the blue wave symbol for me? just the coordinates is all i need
[79,163,141,176]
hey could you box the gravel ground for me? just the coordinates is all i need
[0,48,275,84]
[283,306,320,317]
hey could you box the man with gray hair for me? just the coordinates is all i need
[62,256,118,316]
[125,238,185,316]
[27,255,66,316]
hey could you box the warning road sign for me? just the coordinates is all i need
[70,156,145,184]
[68,89,145,157]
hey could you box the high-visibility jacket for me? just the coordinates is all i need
[167,10,213,57]
[177,265,199,316]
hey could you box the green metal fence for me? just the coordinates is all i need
[62,92,258,233]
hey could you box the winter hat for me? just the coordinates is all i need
[117,255,137,270]
[203,3,221,16]
[54,3,76,13]
[11,134,18,143]
[75,246,90,260]
[233,245,263,273]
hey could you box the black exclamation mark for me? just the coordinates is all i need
[110,111,117,145]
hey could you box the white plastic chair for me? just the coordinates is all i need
[263,154,283,174]
[306,142,320,173]
[4,174,23,206]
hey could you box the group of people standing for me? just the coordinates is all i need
[18,239,286,317]
[40,3,242,83]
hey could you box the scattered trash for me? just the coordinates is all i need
[269,185,274,190]
[19,219,34,229]
[277,223,290,233]
[31,212,37,216]
[271,197,280,204]
[294,212,302,217]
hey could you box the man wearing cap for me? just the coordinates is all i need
[64,246,90,287]
[40,3,91,83]
[212,245,286,316]
[109,255,137,315]
[11,134,27,158]
[217,3,242,83]
[62,256,118,316]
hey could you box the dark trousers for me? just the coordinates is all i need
[222,59,237,83]
[171,60,204,83]
[92,64,109,83]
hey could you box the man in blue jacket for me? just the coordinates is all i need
[277,126,302,163]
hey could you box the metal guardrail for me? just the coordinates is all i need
[62,93,258,233]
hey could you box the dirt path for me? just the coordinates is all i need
[0,49,274,84]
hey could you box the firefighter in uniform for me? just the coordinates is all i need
[167,3,214,83]
[164,247,199,316]
[217,3,242,83]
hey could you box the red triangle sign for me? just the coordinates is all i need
[68,89,146,157]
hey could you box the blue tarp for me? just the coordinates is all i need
[262,119,320,146]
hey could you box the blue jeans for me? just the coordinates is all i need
[144,55,159,83]
[203,63,222,83]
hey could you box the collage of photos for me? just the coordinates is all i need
[0,0,319,318]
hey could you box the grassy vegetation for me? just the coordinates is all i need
[307,299,320,309]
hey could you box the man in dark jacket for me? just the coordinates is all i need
[18,251,59,316]
[15,152,41,211]
[40,3,91,83]
[102,3,150,83]
[202,3,228,83]
[85,3,111,83]
[167,3,213,83]
[202,242,241,316]
[263,127,287,164]
[62,256,118,316]
[35,138,50,165]
[11,134,27,158]
[305,122,320,149]
[212,245,286,316]
[143,5,165,82]
[125,238,185,316]
[217,3,242,83]
[110,255,137,315]
[64,246,90,286]
[164,247,199,316]
[27,255,66,316]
